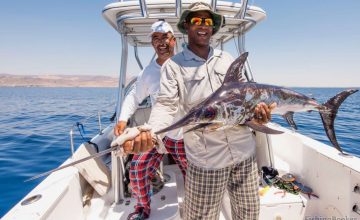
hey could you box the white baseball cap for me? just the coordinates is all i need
[149,21,174,36]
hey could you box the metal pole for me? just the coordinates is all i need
[70,128,74,157]
[139,0,148,17]
[244,59,254,82]
[211,0,217,12]
[115,35,128,122]
[237,34,245,53]
[236,0,255,82]
[235,0,249,19]
[112,33,128,204]
[149,52,156,64]
[160,161,164,175]
[97,111,103,134]
[112,152,125,204]
[237,34,254,81]
[175,0,182,17]
[134,45,144,70]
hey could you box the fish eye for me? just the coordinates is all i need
[203,107,216,119]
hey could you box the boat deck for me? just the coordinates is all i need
[85,164,310,220]
[85,165,183,220]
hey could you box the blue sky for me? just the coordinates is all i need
[0,0,359,87]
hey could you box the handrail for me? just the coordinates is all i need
[115,34,128,122]
[139,0,148,17]
[235,0,249,19]
[150,52,156,64]
[234,0,255,82]
[113,29,128,204]
[68,104,115,157]
[134,45,144,70]
[175,0,182,17]
[112,152,125,203]
[211,0,217,12]
[70,129,75,156]
[98,112,103,135]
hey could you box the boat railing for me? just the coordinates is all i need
[68,104,115,156]
[134,45,144,70]
[138,0,217,19]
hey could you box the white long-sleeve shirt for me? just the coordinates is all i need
[119,60,182,140]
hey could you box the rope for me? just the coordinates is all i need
[76,122,88,142]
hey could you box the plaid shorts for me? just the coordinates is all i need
[184,155,259,220]
[129,136,187,216]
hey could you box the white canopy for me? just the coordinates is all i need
[102,0,266,47]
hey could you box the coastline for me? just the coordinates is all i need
[0,74,358,89]
[0,74,120,88]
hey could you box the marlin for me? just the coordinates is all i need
[155,52,358,154]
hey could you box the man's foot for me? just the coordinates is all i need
[127,208,149,220]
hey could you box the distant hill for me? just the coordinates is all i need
[0,74,121,87]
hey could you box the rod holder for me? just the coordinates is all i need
[354,185,360,194]
[353,204,360,215]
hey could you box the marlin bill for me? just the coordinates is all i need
[155,52,358,154]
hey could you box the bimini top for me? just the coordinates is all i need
[102,0,266,47]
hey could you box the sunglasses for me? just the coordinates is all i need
[189,17,214,27]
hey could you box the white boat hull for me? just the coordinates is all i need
[4,123,360,219]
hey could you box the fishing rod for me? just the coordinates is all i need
[25,126,147,182]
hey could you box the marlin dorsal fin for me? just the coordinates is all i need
[223,52,248,84]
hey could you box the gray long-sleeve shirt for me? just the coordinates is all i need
[148,46,255,169]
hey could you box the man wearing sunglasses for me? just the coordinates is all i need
[121,2,274,219]
[114,21,187,220]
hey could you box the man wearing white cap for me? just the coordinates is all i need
[114,21,187,220]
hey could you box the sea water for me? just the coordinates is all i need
[0,87,359,216]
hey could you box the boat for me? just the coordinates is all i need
[3,0,360,219]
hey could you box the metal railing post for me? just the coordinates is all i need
[237,34,254,82]
[211,0,217,12]
[160,161,164,175]
[139,0,148,17]
[97,111,103,134]
[175,0,182,17]
[134,45,144,70]
[111,152,125,203]
[112,31,128,204]
[235,0,255,82]
[115,34,128,130]
[70,128,75,157]
[149,52,156,64]
[235,0,249,19]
